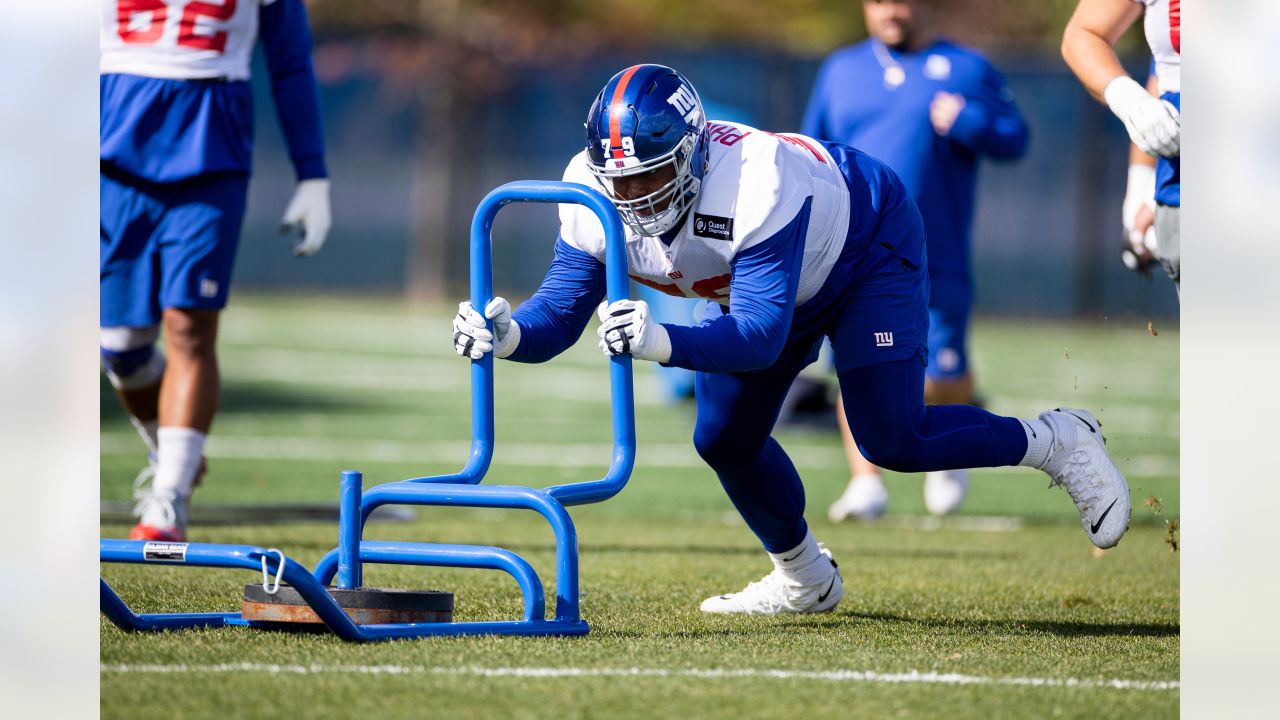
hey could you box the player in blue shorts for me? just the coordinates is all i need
[450,64,1130,615]
[101,0,330,541]
[801,0,1029,520]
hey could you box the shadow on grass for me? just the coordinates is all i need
[791,611,1179,638]
[569,543,1017,562]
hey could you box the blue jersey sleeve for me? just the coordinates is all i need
[944,61,1028,161]
[507,237,608,363]
[259,0,327,180]
[664,200,811,373]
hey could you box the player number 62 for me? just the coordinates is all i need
[116,0,238,55]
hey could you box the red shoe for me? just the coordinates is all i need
[129,522,187,542]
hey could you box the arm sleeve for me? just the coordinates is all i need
[800,62,831,140]
[664,200,811,373]
[507,237,608,363]
[945,62,1029,162]
[259,0,328,180]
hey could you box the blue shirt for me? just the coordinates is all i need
[801,39,1027,288]
[100,0,326,183]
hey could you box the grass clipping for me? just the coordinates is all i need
[1144,494,1179,552]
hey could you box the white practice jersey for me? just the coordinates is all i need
[101,0,275,81]
[559,122,851,307]
[1136,0,1181,93]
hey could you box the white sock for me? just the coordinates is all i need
[1018,418,1054,469]
[769,530,826,582]
[851,472,883,486]
[130,416,159,457]
[154,426,206,498]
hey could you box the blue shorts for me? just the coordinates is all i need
[771,195,930,377]
[100,166,248,327]
[925,279,971,381]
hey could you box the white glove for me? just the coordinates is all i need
[452,297,520,360]
[1121,163,1159,254]
[1104,76,1179,158]
[596,299,672,363]
[279,178,332,256]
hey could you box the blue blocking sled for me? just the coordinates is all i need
[100,181,637,641]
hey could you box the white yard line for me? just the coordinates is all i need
[99,662,1179,691]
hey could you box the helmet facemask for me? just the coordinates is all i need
[589,131,703,237]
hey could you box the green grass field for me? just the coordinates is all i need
[100,296,1179,719]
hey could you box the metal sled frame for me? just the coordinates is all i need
[100,181,635,641]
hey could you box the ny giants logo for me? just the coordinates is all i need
[874,332,894,348]
[666,84,701,124]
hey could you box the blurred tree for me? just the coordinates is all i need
[308,0,1138,57]
[303,0,1142,299]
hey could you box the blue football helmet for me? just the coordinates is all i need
[585,64,709,236]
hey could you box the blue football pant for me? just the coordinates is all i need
[693,356,1028,553]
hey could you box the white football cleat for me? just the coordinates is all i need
[700,548,843,615]
[923,469,970,516]
[828,475,888,522]
[130,488,189,543]
[1039,408,1131,549]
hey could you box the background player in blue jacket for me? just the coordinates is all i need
[452,64,1128,615]
[802,0,1029,521]
[100,0,330,541]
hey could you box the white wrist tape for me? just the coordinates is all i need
[1103,75,1149,120]
[647,322,673,364]
[495,320,521,359]
[1122,163,1157,236]
[1125,163,1156,203]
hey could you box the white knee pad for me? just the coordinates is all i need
[101,325,166,390]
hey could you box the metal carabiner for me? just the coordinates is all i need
[260,548,286,595]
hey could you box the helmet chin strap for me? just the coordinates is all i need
[654,207,691,244]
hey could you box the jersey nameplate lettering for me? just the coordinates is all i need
[693,213,733,241]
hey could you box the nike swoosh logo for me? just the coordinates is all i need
[780,549,804,562]
[817,576,837,604]
[1066,411,1097,433]
[1090,498,1119,535]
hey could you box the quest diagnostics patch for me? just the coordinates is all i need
[692,213,734,241]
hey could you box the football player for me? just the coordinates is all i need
[452,65,1130,615]
[101,0,331,541]
[1063,0,1180,289]
[802,0,1029,520]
